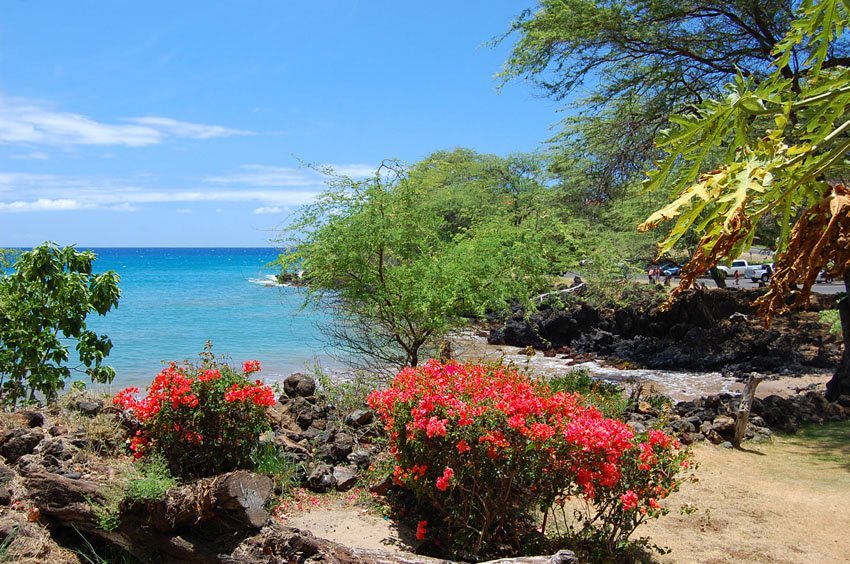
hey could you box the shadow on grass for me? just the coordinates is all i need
[779,421,850,472]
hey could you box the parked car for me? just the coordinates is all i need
[660,264,681,276]
[745,263,774,283]
[717,259,758,278]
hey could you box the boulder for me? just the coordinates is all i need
[344,409,374,428]
[283,373,317,398]
[332,466,358,491]
[0,429,44,463]
[307,464,336,493]
[331,433,355,461]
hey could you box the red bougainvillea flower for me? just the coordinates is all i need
[620,490,639,511]
[416,520,428,541]
[436,466,454,491]
[243,360,261,374]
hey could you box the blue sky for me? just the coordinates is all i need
[0,1,562,247]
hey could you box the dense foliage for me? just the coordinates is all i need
[277,151,563,369]
[114,353,275,478]
[639,0,850,399]
[368,361,690,558]
[0,243,120,406]
[498,0,817,201]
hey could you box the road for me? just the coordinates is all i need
[689,277,846,294]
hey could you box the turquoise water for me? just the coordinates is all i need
[81,248,342,390]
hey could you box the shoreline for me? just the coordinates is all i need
[452,332,835,402]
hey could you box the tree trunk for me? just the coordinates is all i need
[825,268,850,401]
[734,374,763,447]
[709,267,727,288]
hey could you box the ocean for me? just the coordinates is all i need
[80,248,342,390]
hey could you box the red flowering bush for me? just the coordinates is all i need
[368,360,692,557]
[114,357,276,478]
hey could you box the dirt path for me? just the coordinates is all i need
[643,435,850,563]
[283,433,850,563]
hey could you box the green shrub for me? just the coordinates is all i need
[0,243,120,406]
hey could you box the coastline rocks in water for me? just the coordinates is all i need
[490,288,840,374]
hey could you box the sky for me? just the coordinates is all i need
[0,1,562,247]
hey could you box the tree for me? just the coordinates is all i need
[639,0,850,399]
[0,243,121,405]
[497,0,845,199]
[276,153,557,370]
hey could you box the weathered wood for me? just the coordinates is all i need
[734,374,764,447]
[25,469,274,563]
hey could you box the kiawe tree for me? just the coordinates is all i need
[277,152,557,370]
[0,243,121,405]
[497,0,843,201]
[638,0,850,400]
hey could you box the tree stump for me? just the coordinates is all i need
[734,374,764,447]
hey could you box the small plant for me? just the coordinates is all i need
[125,456,176,502]
[546,369,628,419]
[251,442,301,494]
[86,487,123,533]
[312,364,386,417]
[820,309,842,337]
[113,345,276,478]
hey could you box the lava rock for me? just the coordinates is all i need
[0,429,44,463]
[283,373,317,398]
[347,448,372,467]
[72,399,104,417]
[711,415,735,433]
[19,410,44,428]
[306,464,336,493]
[344,410,374,428]
[331,434,354,462]
[332,466,358,491]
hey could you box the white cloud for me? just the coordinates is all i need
[9,151,49,160]
[0,94,250,147]
[127,116,250,139]
[205,165,317,187]
[0,171,324,212]
[253,206,284,214]
[0,198,83,212]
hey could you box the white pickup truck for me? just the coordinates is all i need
[744,263,774,283]
[717,259,759,278]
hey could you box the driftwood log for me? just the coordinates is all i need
[24,468,578,563]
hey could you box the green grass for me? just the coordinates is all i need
[251,443,301,494]
[782,421,850,469]
[125,456,177,502]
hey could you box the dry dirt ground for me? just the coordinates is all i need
[284,429,850,563]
